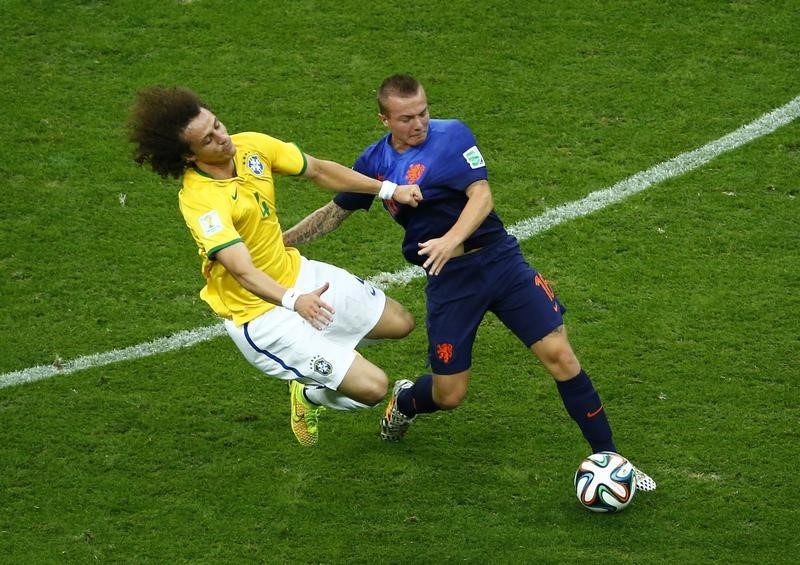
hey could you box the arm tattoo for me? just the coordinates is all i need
[283,202,353,246]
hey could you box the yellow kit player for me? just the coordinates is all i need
[128,87,422,446]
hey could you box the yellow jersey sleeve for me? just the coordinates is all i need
[179,176,242,259]
[250,132,307,177]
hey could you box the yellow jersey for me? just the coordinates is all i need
[178,132,307,324]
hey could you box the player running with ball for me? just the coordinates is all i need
[284,74,657,491]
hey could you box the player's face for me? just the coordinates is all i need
[182,107,236,165]
[380,87,430,153]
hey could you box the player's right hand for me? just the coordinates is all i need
[393,184,423,207]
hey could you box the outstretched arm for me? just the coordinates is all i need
[283,201,355,247]
[303,154,422,206]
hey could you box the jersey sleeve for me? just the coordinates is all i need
[179,187,242,259]
[332,152,377,211]
[333,191,375,211]
[443,120,488,191]
[251,132,307,176]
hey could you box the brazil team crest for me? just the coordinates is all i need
[247,154,265,175]
[310,355,333,377]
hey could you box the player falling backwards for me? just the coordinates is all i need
[284,74,657,491]
[128,86,422,447]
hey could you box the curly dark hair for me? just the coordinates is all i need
[128,86,207,179]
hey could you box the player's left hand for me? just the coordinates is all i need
[393,184,423,207]
[418,237,458,276]
[294,283,335,329]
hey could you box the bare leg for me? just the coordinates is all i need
[365,297,415,340]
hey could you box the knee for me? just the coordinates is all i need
[541,346,581,380]
[398,309,416,337]
[433,388,466,410]
[533,332,581,379]
[382,299,416,339]
[552,346,580,370]
[361,368,389,406]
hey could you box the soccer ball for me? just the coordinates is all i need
[574,451,637,512]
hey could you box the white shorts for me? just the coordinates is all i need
[224,257,386,390]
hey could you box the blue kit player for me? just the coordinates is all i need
[283,74,656,490]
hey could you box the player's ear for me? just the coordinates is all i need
[378,113,389,127]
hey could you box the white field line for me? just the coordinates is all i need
[3,95,799,390]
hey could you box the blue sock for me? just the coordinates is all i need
[397,374,439,417]
[556,370,617,453]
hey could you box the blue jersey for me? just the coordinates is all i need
[337,118,564,374]
[334,119,507,266]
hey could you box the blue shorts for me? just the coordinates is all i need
[425,235,565,375]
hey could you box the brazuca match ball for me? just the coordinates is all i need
[574,451,636,512]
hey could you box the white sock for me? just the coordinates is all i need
[304,385,371,411]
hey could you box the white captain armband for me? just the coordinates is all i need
[378,180,398,200]
[281,288,299,311]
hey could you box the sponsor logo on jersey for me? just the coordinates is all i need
[462,145,485,169]
[198,210,223,236]
[435,342,454,364]
[247,154,265,175]
[310,356,333,377]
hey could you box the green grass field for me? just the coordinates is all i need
[2,1,799,562]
